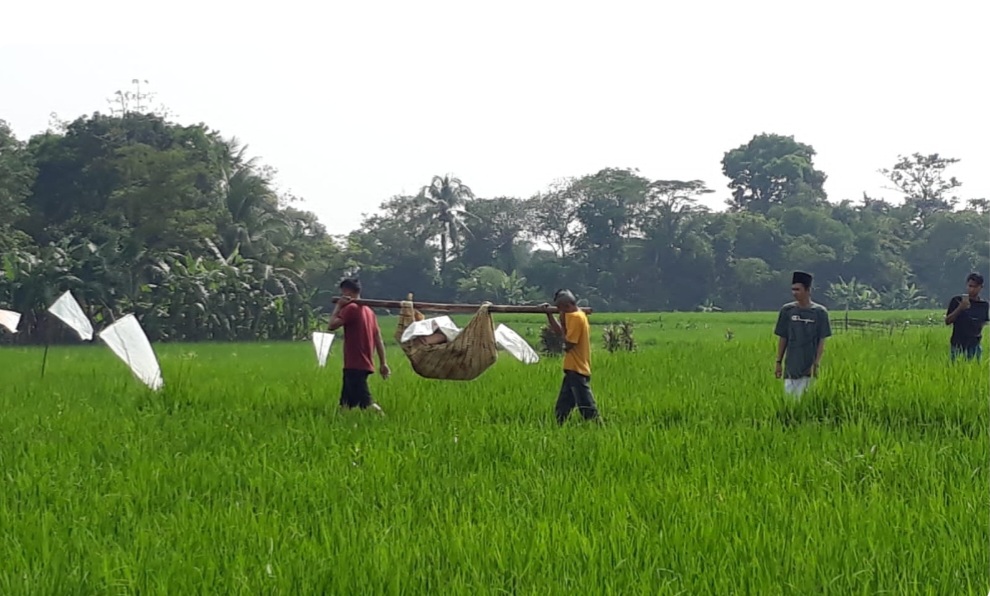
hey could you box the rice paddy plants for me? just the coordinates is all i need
[0,311,986,594]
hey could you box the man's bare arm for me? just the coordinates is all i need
[814,338,826,366]
[560,314,577,352]
[776,336,787,363]
[328,298,350,331]
[945,306,964,325]
[542,304,576,350]
[374,329,388,366]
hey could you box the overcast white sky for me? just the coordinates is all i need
[3,0,987,236]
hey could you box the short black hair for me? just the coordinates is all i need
[339,277,362,293]
[967,272,984,286]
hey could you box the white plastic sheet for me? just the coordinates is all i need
[400,316,539,364]
[400,315,462,343]
[495,324,540,364]
[312,331,335,367]
[98,314,164,391]
[48,291,94,341]
[0,309,21,333]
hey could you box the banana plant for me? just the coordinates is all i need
[826,276,881,311]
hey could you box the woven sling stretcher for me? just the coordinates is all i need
[393,295,499,381]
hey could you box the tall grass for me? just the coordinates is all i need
[0,312,986,594]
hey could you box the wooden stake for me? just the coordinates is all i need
[40,313,51,379]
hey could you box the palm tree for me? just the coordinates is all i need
[216,136,289,262]
[417,174,477,275]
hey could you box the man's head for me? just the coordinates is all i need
[791,271,813,302]
[553,288,578,312]
[965,272,984,297]
[339,277,362,299]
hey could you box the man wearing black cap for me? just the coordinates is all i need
[773,271,832,397]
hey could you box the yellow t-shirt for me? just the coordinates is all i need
[561,310,591,377]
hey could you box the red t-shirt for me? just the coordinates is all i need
[339,302,378,372]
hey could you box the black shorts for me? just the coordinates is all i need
[340,369,374,409]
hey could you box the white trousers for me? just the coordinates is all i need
[784,377,813,397]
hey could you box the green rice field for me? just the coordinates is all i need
[1,310,987,594]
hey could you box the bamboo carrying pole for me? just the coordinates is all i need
[330,297,593,315]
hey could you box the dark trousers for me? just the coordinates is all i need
[340,369,374,409]
[951,343,982,362]
[555,370,599,424]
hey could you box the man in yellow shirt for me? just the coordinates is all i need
[543,289,601,425]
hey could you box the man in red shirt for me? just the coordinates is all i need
[328,278,390,414]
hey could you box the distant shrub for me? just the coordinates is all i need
[603,321,636,353]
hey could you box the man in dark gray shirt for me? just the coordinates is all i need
[774,271,832,397]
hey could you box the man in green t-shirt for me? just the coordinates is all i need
[773,271,832,397]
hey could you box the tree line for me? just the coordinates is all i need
[1,94,987,344]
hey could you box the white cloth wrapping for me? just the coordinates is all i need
[400,315,462,343]
[494,323,540,364]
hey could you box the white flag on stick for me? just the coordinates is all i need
[312,331,334,367]
[0,309,21,333]
[98,314,164,391]
[48,291,94,341]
